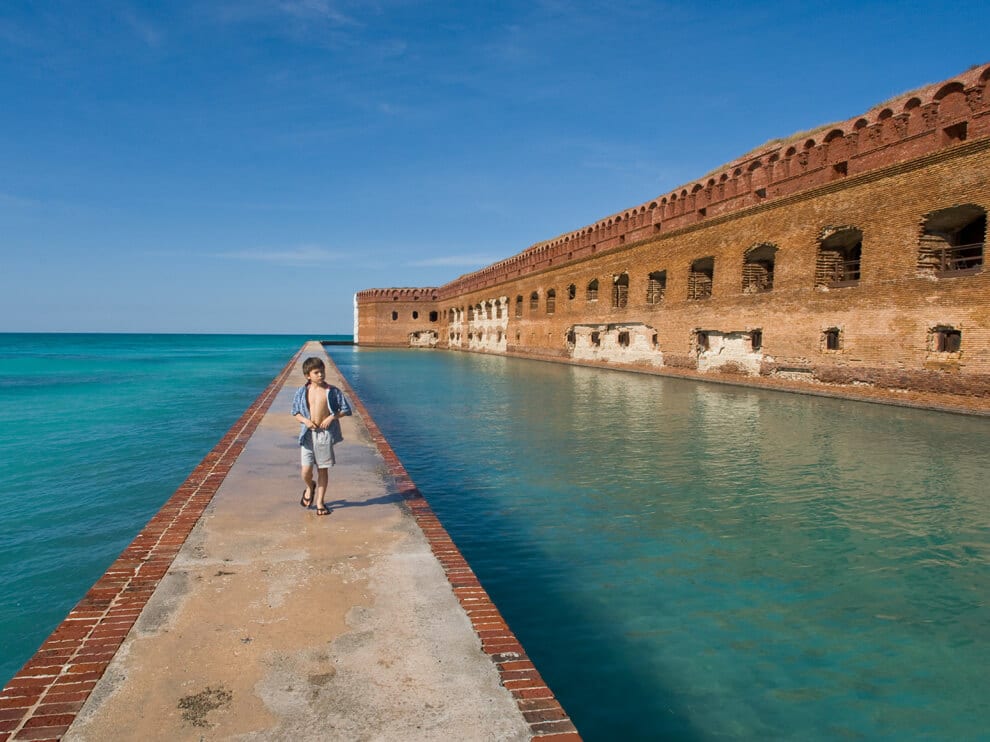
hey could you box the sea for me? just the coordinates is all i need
[3,335,988,740]
[0,333,327,685]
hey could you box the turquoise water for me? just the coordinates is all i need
[0,333,336,685]
[328,347,990,741]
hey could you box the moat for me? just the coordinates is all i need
[329,346,990,741]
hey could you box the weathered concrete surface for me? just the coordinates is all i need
[64,342,531,741]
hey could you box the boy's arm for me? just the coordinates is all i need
[294,412,318,430]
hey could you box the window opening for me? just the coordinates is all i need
[612,273,629,308]
[547,289,556,315]
[823,327,841,351]
[696,331,710,352]
[816,228,862,287]
[931,326,962,353]
[742,244,776,293]
[515,295,523,318]
[751,329,762,351]
[590,331,601,347]
[412,311,419,319]
[689,257,715,299]
[918,205,985,276]
[617,331,630,347]
[567,284,576,300]
[586,279,599,301]
[566,330,576,346]
[529,291,539,311]
[646,271,666,304]
[391,311,398,321]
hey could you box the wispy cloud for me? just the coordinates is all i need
[215,245,340,266]
[408,254,499,268]
[278,0,361,26]
[121,6,163,48]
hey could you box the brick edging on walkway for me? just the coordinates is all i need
[0,350,303,742]
[327,354,582,741]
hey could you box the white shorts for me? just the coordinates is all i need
[301,429,336,469]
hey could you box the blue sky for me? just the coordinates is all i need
[2,1,988,334]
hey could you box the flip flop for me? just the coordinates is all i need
[300,487,314,508]
[316,507,330,516]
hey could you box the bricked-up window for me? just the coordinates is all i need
[590,331,601,347]
[918,205,985,276]
[529,291,539,311]
[816,227,862,287]
[930,326,962,353]
[646,271,666,304]
[567,284,576,300]
[515,295,523,318]
[688,257,715,299]
[612,273,629,308]
[618,331,630,347]
[823,327,841,351]
[587,279,599,301]
[743,244,777,293]
[546,289,556,315]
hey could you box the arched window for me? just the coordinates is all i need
[918,205,985,276]
[646,271,666,304]
[546,289,556,315]
[743,244,777,293]
[688,258,714,299]
[515,295,523,318]
[529,291,539,311]
[815,227,862,287]
[612,273,629,308]
[586,279,599,301]
[567,284,576,300]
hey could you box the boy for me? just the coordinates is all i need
[291,356,351,516]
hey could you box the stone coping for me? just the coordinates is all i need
[1,346,580,741]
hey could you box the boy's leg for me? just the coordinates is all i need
[315,467,330,513]
[301,464,315,505]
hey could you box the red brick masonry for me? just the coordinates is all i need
[0,350,301,742]
[328,355,581,741]
[0,347,580,741]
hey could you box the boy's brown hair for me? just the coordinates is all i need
[302,356,326,376]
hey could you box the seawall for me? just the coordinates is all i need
[0,343,577,741]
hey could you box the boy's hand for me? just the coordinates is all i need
[318,414,335,429]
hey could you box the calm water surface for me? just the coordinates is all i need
[329,347,990,741]
[0,333,318,684]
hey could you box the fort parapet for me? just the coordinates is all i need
[356,63,990,405]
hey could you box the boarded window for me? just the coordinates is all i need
[918,205,985,276]
[823,327,841,351]
[689,258,714,299]
[743,244,777,293]
[646,271,666,304]
[587,279,599,301]
[547,289,556,315]
[930,326,962,353]
[816,228,862,287]
[612,273,629,308]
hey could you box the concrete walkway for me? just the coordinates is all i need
[48,342,568,741]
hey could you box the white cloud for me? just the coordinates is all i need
[277,0,360,26]
[216,245,340,266]
[408,254,498,268]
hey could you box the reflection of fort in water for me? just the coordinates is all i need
[356,63,990,410]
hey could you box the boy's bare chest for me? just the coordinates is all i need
[308,386,330,416]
